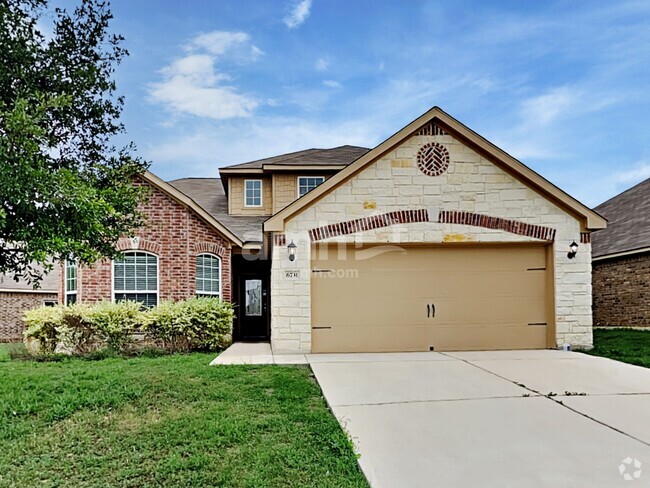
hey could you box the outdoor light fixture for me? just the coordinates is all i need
[288,240,297,261]
[567,241,579,260]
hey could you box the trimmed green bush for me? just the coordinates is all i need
[23,297,233,358]
[144,297,234,352]
[89,301,142,352]
[58,304,96,354]
[23,306,63,353]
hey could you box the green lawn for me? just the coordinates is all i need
[0,351,367,488]
[583,328,650,368]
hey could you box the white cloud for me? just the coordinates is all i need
[283,0,312,29]
[188,31,263,60]
[148,31,261,120]
[615,162,650,184]
[322,80,341,89]
[520,86,578,126]
[315,58,328,71]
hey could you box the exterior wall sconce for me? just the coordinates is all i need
[567,241,578,259]
[288,240,297,261]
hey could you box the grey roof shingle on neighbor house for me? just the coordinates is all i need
[168,177,267,243]
[221,145,370,170]
[592,177,650,258]
[0,263,60,292]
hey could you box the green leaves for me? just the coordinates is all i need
[0,0,149,284]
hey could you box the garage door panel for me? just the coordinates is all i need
[311,245,549,353]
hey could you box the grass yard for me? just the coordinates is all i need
[583,328,650,368]
[0,349,367,488]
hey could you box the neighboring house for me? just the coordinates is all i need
[592,178,650,327]
[0,266,59,342]
[64,107,606,353]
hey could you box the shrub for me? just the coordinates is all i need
[23,306,63,353]
[57,304,97,354]
[144,297,233,352]
[89,301,142,352]
[22,296,233,359]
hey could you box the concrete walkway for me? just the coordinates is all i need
[311,350,650,488]
[209,342,308,365]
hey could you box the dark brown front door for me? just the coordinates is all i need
[238,273,269,340]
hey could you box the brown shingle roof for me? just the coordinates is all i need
[592,177,650,258]
[168,178,267,243]
[221,145,370,170]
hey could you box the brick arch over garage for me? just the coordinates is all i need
[307,209,557,242]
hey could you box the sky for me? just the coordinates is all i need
[50,0,650,207]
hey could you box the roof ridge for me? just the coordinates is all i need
[222,147,322,169]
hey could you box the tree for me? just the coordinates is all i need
[0,0,149,285]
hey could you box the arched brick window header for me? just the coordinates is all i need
[116,237,162,255]
[192,241,226,257]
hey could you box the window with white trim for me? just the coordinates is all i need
[113,251,158,307]
[65,260,77,305]
[196,254,221,297]
[244,179,263,207]
[298,176,325,197]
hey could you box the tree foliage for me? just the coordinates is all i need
[0,0,149,285]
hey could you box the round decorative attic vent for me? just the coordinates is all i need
[416,142,450,176]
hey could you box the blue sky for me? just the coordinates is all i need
[72,0,650,206]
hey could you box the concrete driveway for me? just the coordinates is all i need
[309,350,650,488]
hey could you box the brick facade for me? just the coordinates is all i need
[62,178,233,304]
[271,129,592,353]
[0,292,58,342]
[593,253,650,327]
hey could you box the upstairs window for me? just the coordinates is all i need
[196,254,221,297]
[298,176,325,197]
[65,260,77,305]
[113,251,158,307]
[245,180,263,207]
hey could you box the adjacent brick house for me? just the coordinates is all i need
[592,178,650,327]
[59,106,607,353]
[0,266,59,342]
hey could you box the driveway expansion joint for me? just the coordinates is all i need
[439,352,650,448]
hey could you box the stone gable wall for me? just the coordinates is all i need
[271,131,592,353]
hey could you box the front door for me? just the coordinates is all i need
[238,273,269,340]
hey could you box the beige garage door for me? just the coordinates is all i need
[311,244,550,352]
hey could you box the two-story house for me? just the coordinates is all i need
[61,145,368,342]
[62,107,606,354]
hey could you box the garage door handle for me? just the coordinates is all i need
[427,304,436,318]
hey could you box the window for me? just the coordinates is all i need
[245,279,262,316]
[113,251,158,307]
[298,176,325,197]
[244,180,263,207]
[196,254,221,297]
[65,260,77,305]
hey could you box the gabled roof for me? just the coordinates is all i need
[264,106,607,232]
[219,145,369,172]
[168,177,266,244]
[592,177,650,259]
[142,171,244,247]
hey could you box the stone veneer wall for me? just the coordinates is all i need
[270,130,592,353]
[593,253,650,327]
[0,292,58,342]
[63,179,233,304]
